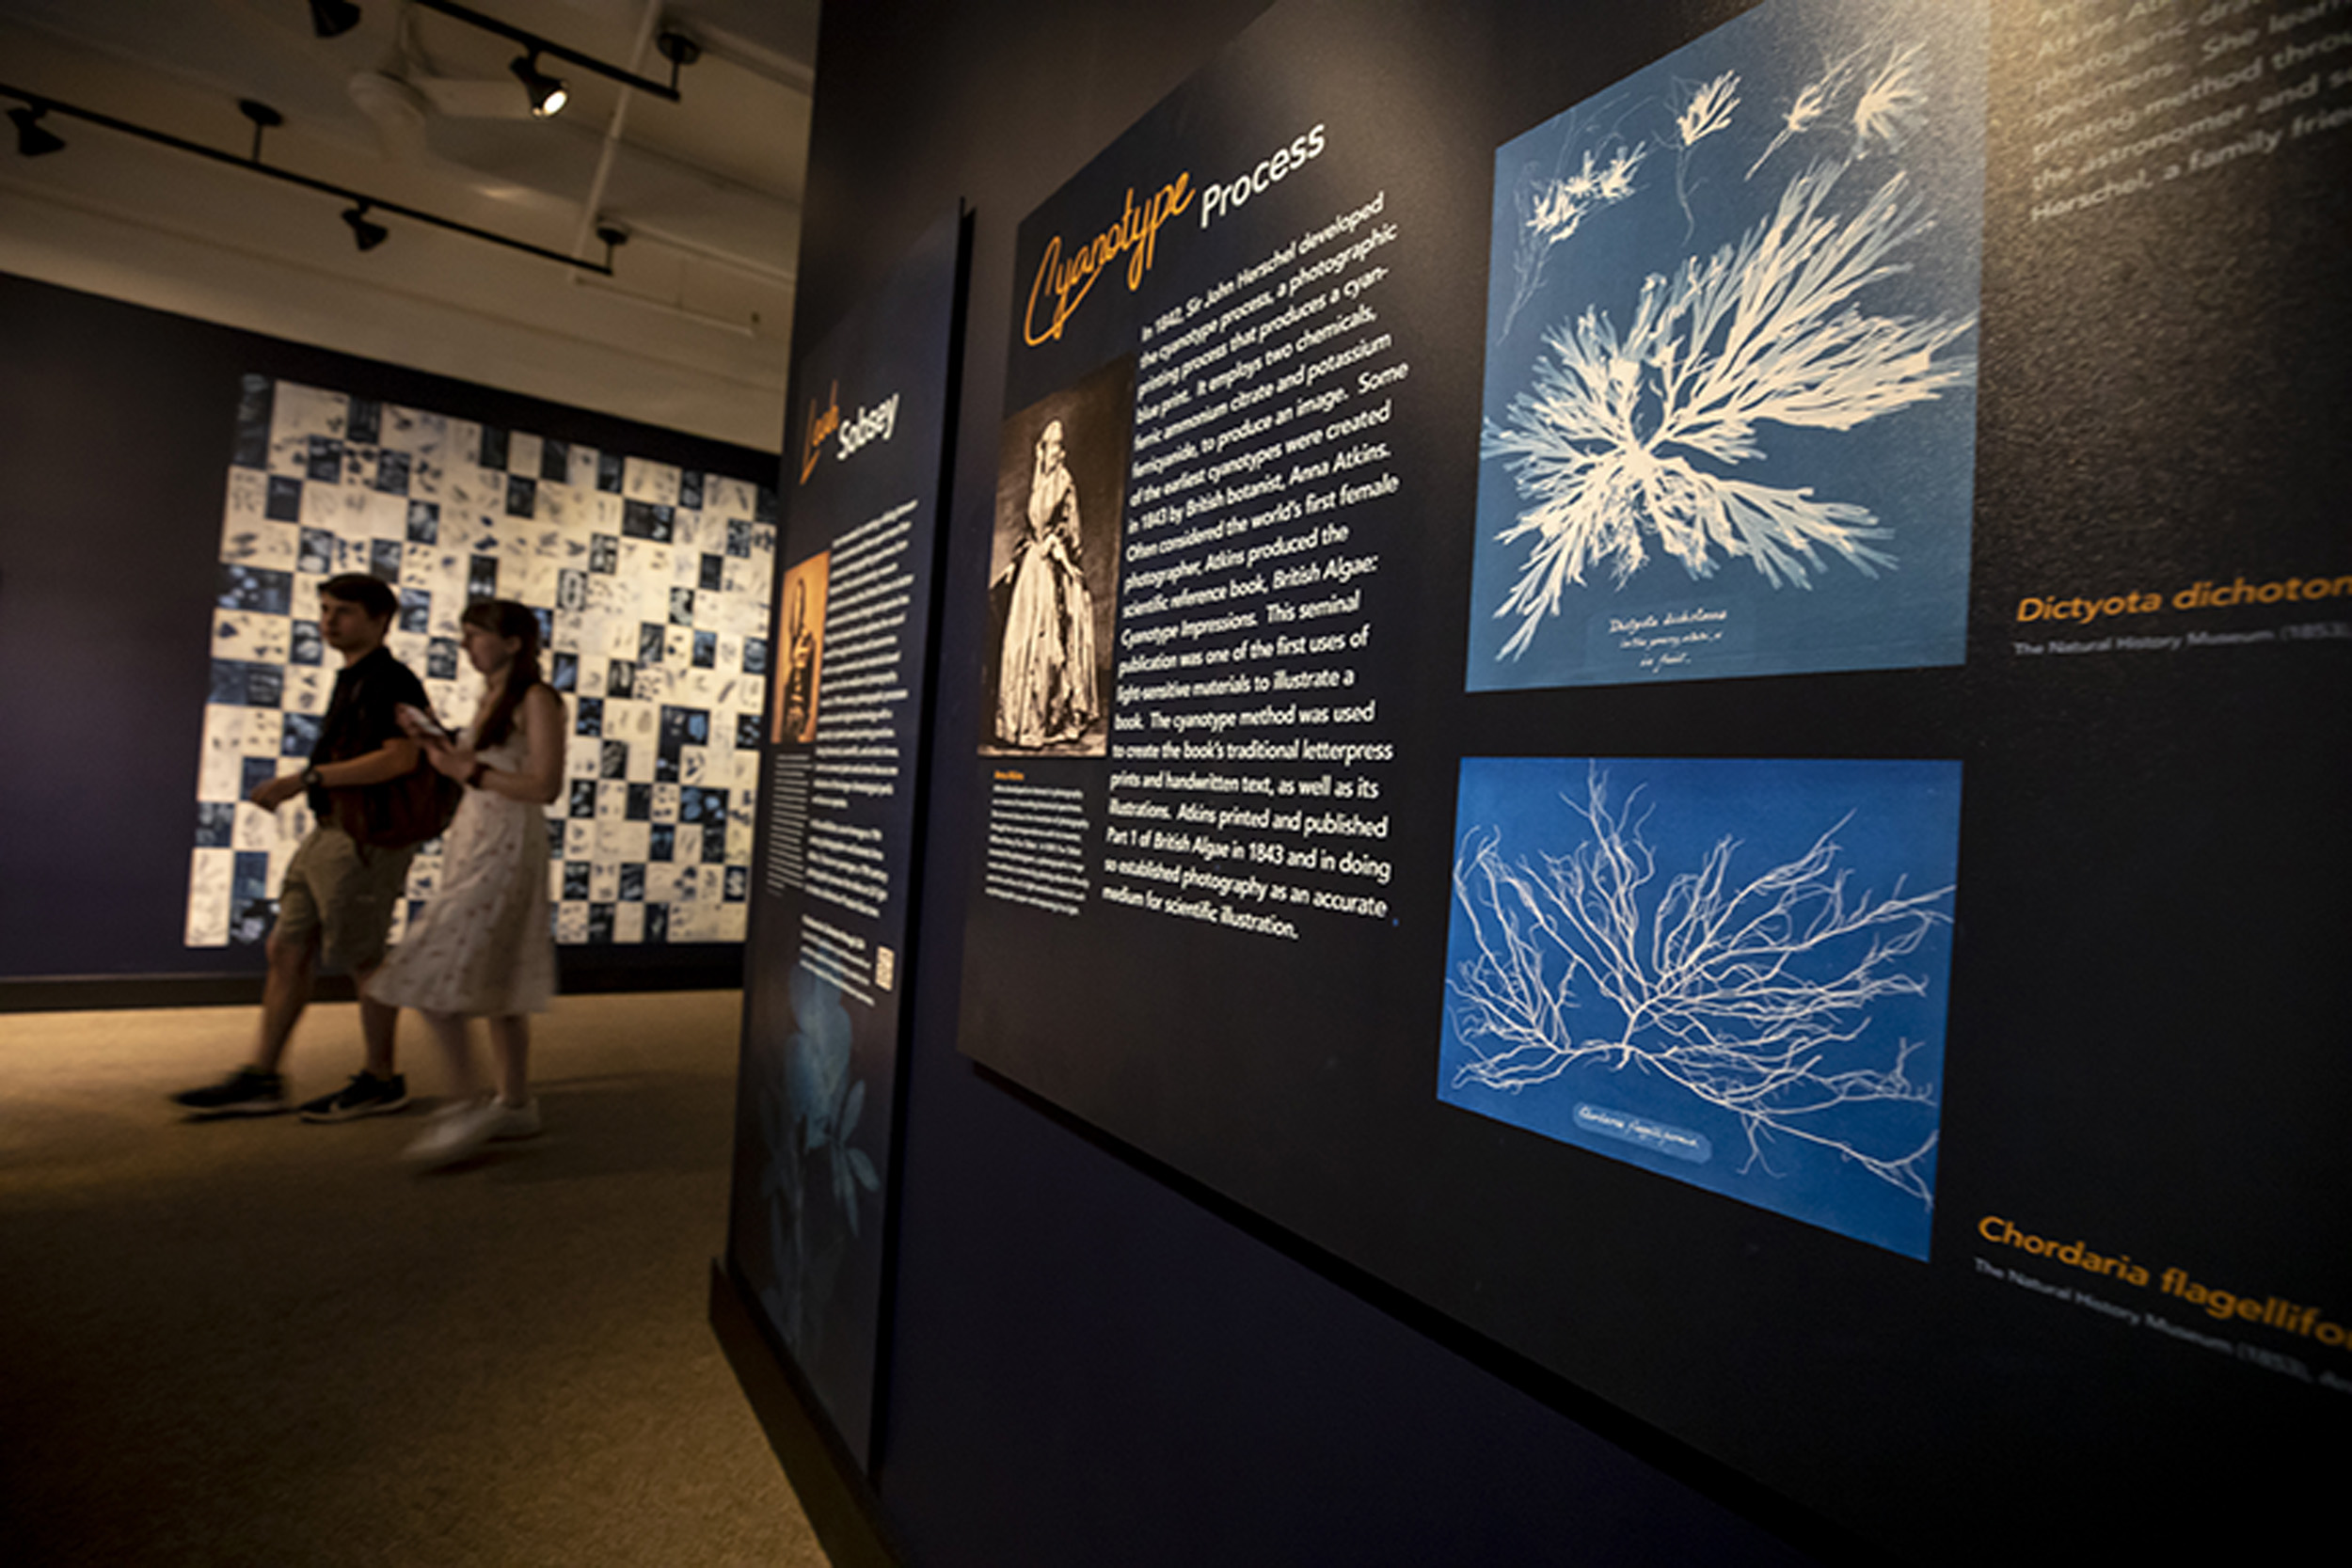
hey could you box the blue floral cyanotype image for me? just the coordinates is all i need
[1471,0,1986,689]
[752,967,882,1360]
[1439,756,1962,1258]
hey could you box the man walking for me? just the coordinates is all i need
[174,574,445,1121]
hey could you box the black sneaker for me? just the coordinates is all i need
[298,1072,412,1123]
[170,1067,288,1117]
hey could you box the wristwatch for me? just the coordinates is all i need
[301,765,324,789]
[468,762,490,788]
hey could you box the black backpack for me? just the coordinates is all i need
[321,655,465,848]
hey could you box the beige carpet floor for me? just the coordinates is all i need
[0,990,827,1567]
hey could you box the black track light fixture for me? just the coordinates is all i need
[655,31,701,92]
[342,200,389,251]
[510,51,567,118]
[8,101,66,157]
[238,99,282,163]
[309,0,363,40]
[596,220,630,271]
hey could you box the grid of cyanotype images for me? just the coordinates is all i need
[188,375,777,951]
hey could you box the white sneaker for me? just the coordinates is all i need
[402,1098,502,1169]
[484,1097,543,1141]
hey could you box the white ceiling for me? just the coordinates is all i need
[0,0,818,450]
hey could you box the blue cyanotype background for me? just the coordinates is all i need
[1439,755,1963,1258]
[1470,0,1987,689]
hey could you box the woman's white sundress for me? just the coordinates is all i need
[371,726,555,1017]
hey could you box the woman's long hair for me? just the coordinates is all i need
[465,599,545,748]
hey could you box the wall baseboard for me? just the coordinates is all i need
[0,974,354,1013]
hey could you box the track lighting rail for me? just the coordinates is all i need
[410,2,698,103]
[0,82,617,275]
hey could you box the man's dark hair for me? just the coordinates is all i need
[319,574,397,622]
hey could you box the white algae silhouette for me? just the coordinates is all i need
[1851,44,1929,161]
[1671,71,1741,238]
[1494,104,1647,347]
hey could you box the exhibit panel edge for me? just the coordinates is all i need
[725,206,971,1476]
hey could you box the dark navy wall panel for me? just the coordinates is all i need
[793,5,1822,1562]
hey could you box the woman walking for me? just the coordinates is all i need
[373,599,564,1168]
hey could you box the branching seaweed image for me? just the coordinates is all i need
[1470,0,1985,689]
[1851,44,1929,162]
[1671,71,1740,239]
[1439,758,1961,1257]
[1494,103,1646,347]
[1483,157,1977,656]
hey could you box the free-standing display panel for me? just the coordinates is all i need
[952,0,2350,1557]
[728,209,967,1470]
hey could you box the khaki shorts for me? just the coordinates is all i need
[274,824,417,973]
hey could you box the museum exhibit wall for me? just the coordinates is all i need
[0,273,777,995]
[771,2,1824,1562]
[745,0,2352,1560]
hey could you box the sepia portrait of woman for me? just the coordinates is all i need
[993,419,1099,748]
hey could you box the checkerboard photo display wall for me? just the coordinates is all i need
[188,375,778,951]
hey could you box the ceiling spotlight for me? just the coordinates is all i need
[8,102,67,158]
[342,201,389,251]
[510,52,567,118]
[309,0,363,39]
